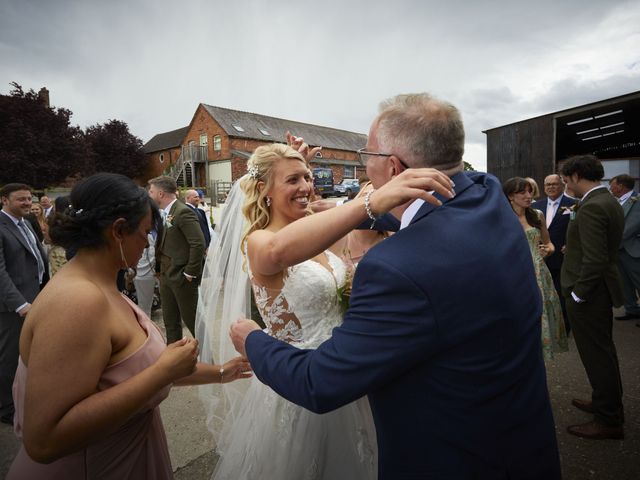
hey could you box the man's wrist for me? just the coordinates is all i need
[15,302,29,314]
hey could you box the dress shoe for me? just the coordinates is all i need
[571,398,594,414]
[0,414,13,426]
[567,421,624,440]
[614,313,640,321]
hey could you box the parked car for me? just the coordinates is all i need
[334,179,360,197]
[312,167,335,198]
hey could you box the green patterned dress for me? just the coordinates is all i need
[525,227,568,360]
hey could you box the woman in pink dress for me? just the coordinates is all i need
[7,173,250,479]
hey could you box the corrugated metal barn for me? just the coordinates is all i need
[484,90,640,185]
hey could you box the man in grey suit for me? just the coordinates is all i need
[0,183,48,425]
[609,174,640,321]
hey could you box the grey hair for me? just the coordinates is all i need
[376,93,465,173]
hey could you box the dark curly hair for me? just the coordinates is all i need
[49,173,161,251]
[559,154,604,181]
[502,177,543,230]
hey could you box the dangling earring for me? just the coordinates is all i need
[119,241,134,275]
[265,196,272,207]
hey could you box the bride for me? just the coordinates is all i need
[196,142,452,479]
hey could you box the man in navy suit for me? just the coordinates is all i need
[231,94,560,479]
[184,189,211,250]
[533,174,577,333]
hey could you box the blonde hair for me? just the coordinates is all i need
[525,177,540,199]
[240,143,307,256]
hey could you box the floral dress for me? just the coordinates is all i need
[525,227,569,360]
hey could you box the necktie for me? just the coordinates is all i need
[18,219,45,283]
[546,200,557,228]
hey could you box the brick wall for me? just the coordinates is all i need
[143,104,364,185]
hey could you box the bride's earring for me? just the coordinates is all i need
[265,196,272,207]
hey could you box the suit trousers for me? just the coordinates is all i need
[565,282,624,426]
[0,311,24,418]
[159,276,198,344]
[617,249,640,315]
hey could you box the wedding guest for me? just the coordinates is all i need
[504,177,568,359]
[7,173,249,479]
[29,203,48,244]
[526,177,541,199]
[0,184,48,426]
[148,176,205,343]
[533,174,576,334]
[47,196,72,276]
[39,196,53,218]
[133,233,157,319]
[561,155,625,440]
[608,174,640,321]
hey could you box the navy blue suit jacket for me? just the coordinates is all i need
[533,195,576,272]
[246,172,560,479]
[187,204,211,249]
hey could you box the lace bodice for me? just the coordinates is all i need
[249,250,347,348]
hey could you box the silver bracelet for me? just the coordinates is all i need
[364,190,380,229]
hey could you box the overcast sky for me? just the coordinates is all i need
[1,0,638,171]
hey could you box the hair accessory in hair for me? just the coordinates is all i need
[69,207,84,217]
[247,165,260,179]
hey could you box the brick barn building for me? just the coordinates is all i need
[143,104,367,195]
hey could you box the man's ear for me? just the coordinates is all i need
[388,155,404,178]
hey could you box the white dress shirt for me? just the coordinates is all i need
[400,199,426,230]
[545,197,562,228]
[617,190,633,205]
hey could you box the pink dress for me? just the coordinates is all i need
[7,296,173,479]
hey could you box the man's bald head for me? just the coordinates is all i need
[184,189,200,207]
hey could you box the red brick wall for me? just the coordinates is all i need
[142,104,363,185]
[141,146,181,182]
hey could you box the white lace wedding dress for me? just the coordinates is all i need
[212,250,378,480]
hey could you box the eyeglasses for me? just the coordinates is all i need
[544,183,562,187]
[356,148,410,169]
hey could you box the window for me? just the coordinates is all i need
[232,124,245,132]
[213,135,222,151]
[159,153,165,164]
[258,128,270,136]
[200,133,208,146]
[344,166,355,178]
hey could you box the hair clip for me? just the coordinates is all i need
[247,165,260,179]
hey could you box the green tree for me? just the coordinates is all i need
[0,82,88,188]
[463,161,476,171]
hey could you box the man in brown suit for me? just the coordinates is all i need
[560,154,625,440]
[148,176,205,343]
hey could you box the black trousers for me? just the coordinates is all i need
[565,283,624,426]
[0,311,23,419]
